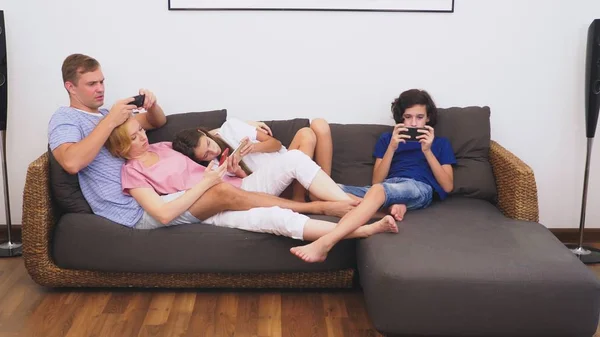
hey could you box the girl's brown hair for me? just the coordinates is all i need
[172,128,252,175]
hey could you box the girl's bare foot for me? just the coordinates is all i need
[290,241,330,263]
[389,204,407,221]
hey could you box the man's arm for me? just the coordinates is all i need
[52,99,134,174]
[134,89,167,130]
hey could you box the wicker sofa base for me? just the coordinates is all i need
[24,267,355,289]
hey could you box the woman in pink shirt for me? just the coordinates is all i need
[106,117,398,262]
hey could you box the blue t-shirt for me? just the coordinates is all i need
[48,107,144,227]
[373,132,457,200]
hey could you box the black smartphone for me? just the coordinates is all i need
[400,127,425,142]
[130,94,145,108]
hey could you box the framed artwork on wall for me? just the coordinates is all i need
[168,0,454,12]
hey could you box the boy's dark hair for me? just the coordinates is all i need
[172,128,252,175]
[391,89,438,127]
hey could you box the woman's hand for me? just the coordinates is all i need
[417,126,435,153]
[202,161,227,188]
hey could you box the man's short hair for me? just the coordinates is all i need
[61,54,100,85]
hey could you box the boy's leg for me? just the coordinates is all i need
[389,204,408,221]
[384,178,433,221]
[290,183,387,263]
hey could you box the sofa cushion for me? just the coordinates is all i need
[357,197,600,337]
[146,109,228,143]
[330,123,392,187]
[262,118,310,148]
[435,106,497,202]
[52,213,356,274]
[47,145,93,214]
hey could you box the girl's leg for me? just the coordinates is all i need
[290,179,433,263]
[309,118,333,176]
[288,127,317,202]
[287,119,334,201]
[290,184,387,263]
[241,150,350,202]
[302,215,398,241]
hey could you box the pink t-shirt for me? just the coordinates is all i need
[121,142,242,195]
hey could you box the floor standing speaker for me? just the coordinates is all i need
[567,19,600,263]
[0,10,21,257]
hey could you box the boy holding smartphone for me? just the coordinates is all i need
[290,89,456,263]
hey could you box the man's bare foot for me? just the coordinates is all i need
[389,204,407,221]
[364,215,398,236]
[290,240,330,263]
[321,200,360,217]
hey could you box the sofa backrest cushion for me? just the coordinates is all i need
[435,106,497,202]
[146,109,228,143]
[262,118,310,148]
[330,123,392,187]
[329,106,497,202]
[48,145,93,214]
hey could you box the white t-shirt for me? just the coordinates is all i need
[214,117,287,172]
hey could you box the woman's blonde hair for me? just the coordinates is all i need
[105,119,134,159]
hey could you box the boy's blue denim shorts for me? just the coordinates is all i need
[338,177,433,210]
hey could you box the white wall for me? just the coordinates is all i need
[0,0,598,228]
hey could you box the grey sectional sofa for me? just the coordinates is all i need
[22,107,600,337]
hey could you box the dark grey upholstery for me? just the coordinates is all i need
[358,197,600,337]
[53,213,356,273]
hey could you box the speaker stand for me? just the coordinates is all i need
[566,137,600,264]
[0,130,20,257]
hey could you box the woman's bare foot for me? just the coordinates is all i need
[290,241,330,263]
[389,204,407,221]
[321,200,360,217]
[364,215,398,236]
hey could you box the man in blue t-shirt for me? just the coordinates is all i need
[290,89,456,263]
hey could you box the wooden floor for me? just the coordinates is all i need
[0,257,382,337]
[0,249,598,337]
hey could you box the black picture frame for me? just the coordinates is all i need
[168,0,454,13]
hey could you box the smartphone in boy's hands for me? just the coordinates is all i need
[400,127,426,142]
